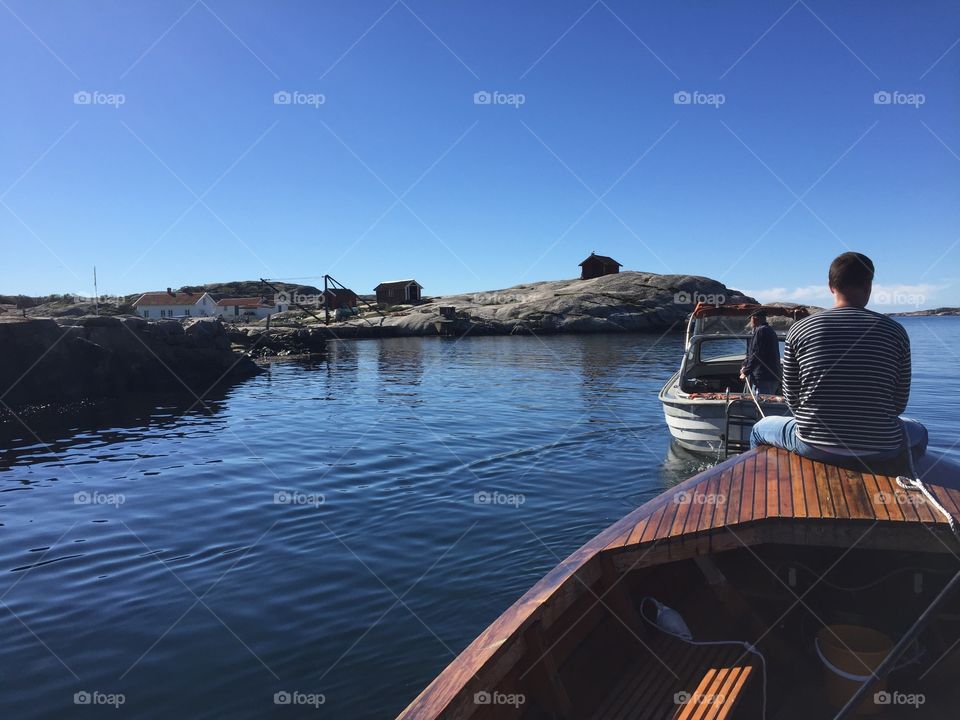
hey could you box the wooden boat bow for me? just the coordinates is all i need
[398,447,960,719]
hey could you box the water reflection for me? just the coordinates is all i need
[376,337,424,400]
[325,340,359,375]
[576,335,645,400]
[0,388,232,472]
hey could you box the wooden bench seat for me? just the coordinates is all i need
[591,634,755,720]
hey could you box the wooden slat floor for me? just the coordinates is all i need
[605,447,960,552]
[590,633,755,720]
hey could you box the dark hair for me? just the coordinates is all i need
[828,252,874,292]
[749,309,767,322]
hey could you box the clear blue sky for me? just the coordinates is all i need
[2,0,958,310]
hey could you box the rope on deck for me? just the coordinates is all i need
[896,422,959,540]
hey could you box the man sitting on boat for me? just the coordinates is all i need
[750,252,927,466]
[739,309,781,395]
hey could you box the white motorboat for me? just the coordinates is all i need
[659,303,810,455]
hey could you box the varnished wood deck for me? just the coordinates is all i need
[607,447,960,552]
[398,447,960,720]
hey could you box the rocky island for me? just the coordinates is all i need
[323,271,755,337]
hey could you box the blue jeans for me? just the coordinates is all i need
[750,416,928,463]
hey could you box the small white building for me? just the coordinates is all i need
[216,297,286,321]
[132,289,217,319]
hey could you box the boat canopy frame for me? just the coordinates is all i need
[684,302,810,349]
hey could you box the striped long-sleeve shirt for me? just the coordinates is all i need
[782,307,911,452]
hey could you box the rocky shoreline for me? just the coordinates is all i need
[225,325,330,358]
[0,315,263,410]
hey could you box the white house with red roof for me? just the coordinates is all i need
[132,289,217,319]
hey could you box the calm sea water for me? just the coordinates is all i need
[1,318,958,719]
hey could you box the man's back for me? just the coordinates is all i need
[783,307,911,452]
[747,323,781,381]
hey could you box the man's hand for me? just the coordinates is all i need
[739,369,747,381]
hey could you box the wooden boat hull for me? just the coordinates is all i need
[399,448,960,719]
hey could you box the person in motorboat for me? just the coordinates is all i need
[739,309,781,395]
[750,252,927,467]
